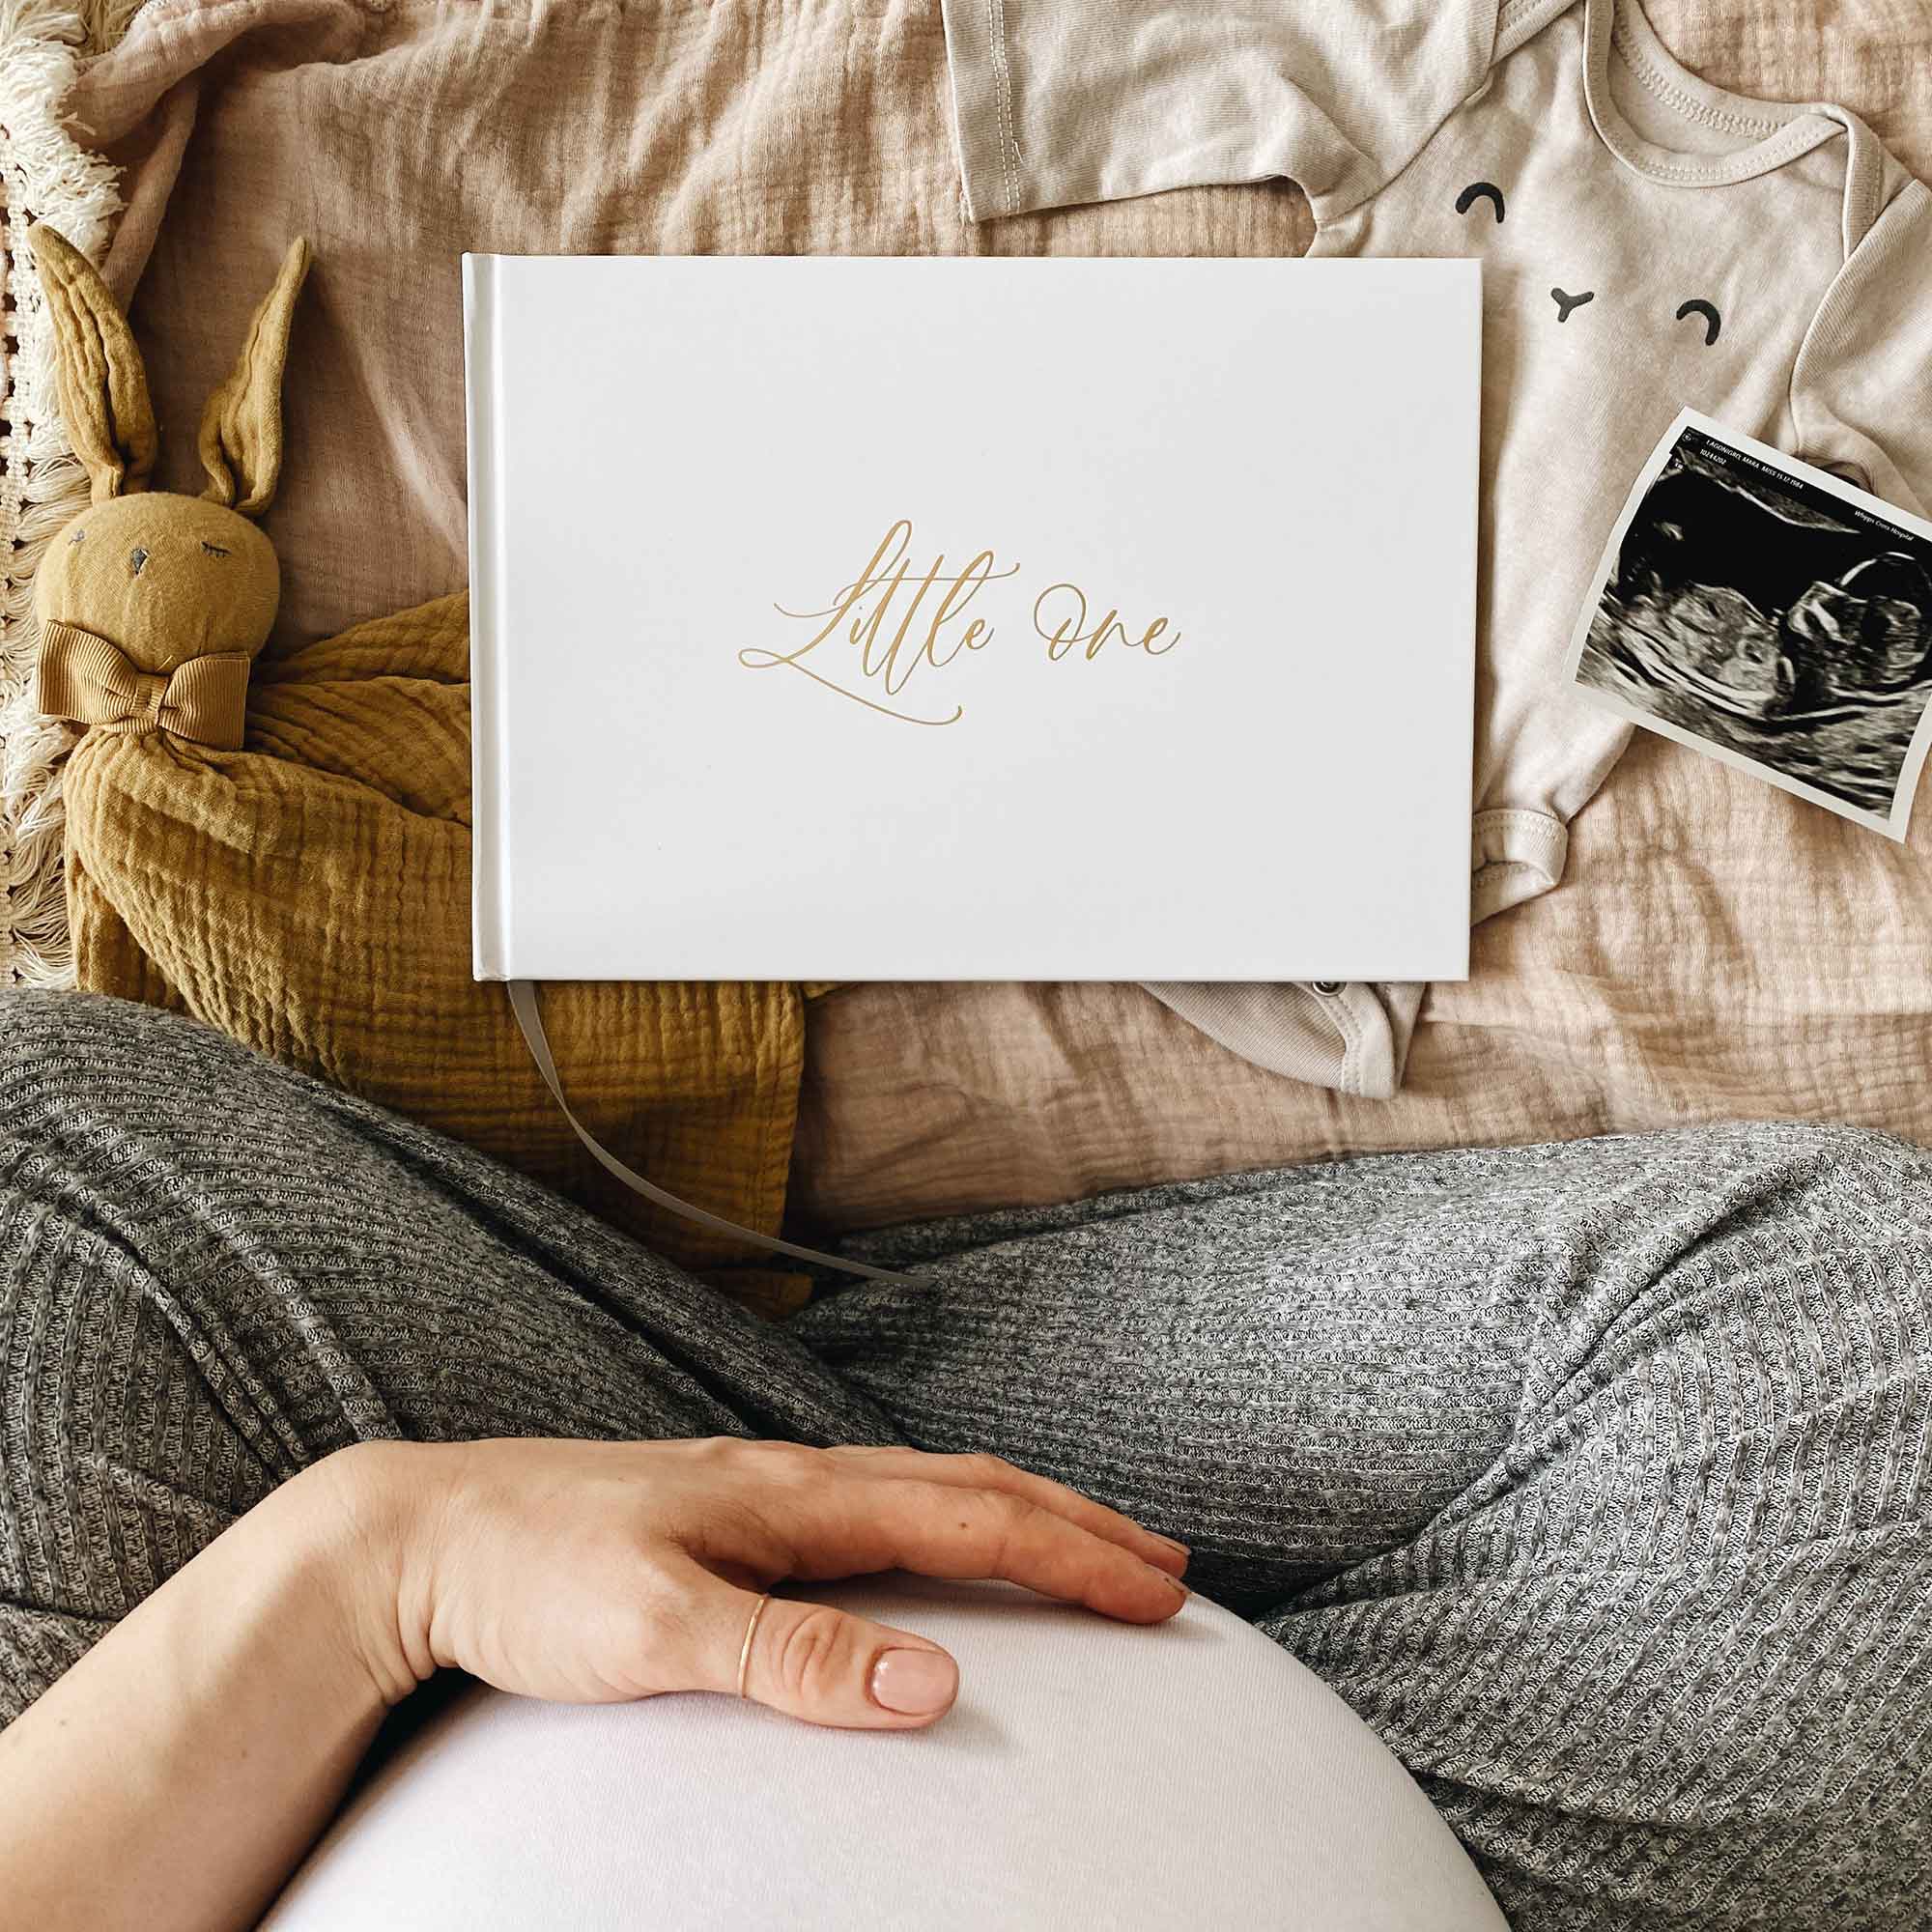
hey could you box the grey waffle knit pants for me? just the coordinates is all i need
[2,991,1927,1930]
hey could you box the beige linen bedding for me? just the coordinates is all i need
[33,0,1932,1232]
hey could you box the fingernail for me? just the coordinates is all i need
[871,1648,958,1716]
[1150,1533,1190,1561]
[1149,1563,1189,1597]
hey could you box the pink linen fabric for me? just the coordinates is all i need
[63,0,1932,1231]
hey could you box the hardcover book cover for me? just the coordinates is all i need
[464,255,1480,981]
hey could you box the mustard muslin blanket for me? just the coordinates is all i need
[62,590,812,1319]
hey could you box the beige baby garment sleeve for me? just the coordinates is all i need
[942,0,1503,225]
[1138,979,1430,1099]
[1791,176,1932,522]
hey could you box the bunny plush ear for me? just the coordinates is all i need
[27,225,159,504]
[198,237,312,517]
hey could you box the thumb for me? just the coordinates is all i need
[703,1577,961,1730]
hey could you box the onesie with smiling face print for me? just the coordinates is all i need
[939,0,1932,1096]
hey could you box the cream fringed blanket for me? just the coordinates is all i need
[0,0,144,990]
[13,0,1932,1239]
[63,591,814,1317]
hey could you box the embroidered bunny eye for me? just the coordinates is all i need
[1675,298,1721,346]
[67,526,85,545]
[201,541,232,557]
[1454,181,1506,223]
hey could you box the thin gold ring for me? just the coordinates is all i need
[737,1592,773,1699]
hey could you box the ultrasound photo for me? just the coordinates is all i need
[1568,412,1932,838]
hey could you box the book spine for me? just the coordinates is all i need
[463,253,511,979]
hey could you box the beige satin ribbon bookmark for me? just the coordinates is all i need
[507,980,924,1289]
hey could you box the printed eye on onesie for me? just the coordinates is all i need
[1454,181,1722,343]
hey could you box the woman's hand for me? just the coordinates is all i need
[346,1436,1191,1730]
[0,1436,1186,1932]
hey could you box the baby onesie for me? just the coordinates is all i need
[941,0,1932,1096]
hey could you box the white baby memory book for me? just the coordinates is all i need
[464,254,1481,982]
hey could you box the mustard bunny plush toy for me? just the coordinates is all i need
[28,225,310,752]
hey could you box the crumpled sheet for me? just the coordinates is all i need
[63,0,1932,1233]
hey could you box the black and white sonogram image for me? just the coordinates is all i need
[1575,421,1932,829]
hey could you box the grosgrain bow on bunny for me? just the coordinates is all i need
[28,225,310,752]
